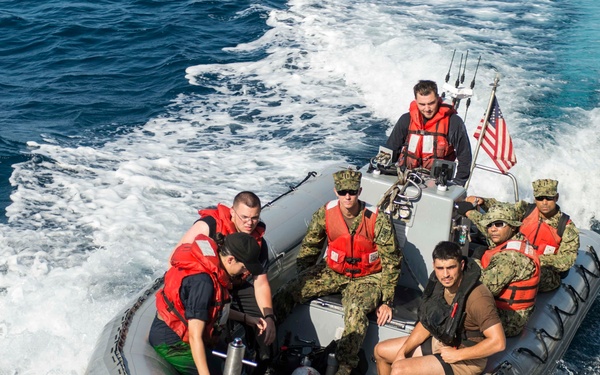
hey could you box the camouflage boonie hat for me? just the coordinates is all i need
[480,204,522,228]
[333,169,362,191]
[532,179,558,198]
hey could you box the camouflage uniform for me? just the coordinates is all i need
[469,179,579,292]
[273,170,401,375]
[475,205,538,337]
[538,218,578,291]
[475,248,536,337]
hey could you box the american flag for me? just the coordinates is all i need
[474,96,517,173]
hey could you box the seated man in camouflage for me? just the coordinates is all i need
[273,169,402,375]
[459,179,579,292]
[474,205,540,337]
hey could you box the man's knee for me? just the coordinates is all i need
[374,342,383,360]
[391,359,409,375]
[374,337,407,364]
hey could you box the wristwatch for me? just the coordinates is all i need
[383,300,394,308]
[264,313,277,323]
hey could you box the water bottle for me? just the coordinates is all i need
[324,353,338,375]
[458,225,467,245]
[222,338,245,375]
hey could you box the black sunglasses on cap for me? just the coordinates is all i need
[337,189,359,196]
[535,195,556,201]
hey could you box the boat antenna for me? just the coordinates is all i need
[441,50,456,100]
[462,55,481,124]
[262,171,317,208]
[460,50,469,85]
[454,53,463,88]
[470,56,481,90]
[453,53,464,108]
[441,51,474,113]
[445,50,456,84]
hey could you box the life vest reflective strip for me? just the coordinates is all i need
[520,204,570,256]
[156,235,231,343]
[198,204,266,247]
[480,240,540,311]
[399,99,457,170]
[324,200,381,277]
[418,257,484,347]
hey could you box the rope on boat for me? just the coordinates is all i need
[109,276,165,374]
[514,245,600,365]
[376,170,428,291]
[376,169,425,220]
[262,171,318,209]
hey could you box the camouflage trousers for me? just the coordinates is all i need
[497,305,534,337]
[539,266,561,293]
[273,263,382,368]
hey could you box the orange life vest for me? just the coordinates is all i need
[399,99,457,170]
[156,235,232,343]
[199,204,266,282]
[324,200,381,277]
[198,203,265,247]
[480,240,540,311]
[520,206,570,256]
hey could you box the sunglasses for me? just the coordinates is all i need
[337,189,359,196]
[535,195,556,202]
[486,221,508,229]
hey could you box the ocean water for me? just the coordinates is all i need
[0,0,599,373]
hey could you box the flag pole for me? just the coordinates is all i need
[465,74,501,190]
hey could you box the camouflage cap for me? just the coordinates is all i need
[532,179,558,198]
[333,169,362,191]
[480,204,522,228]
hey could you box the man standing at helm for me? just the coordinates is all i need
[172,191,276,373]
[274,169,402,375]
[461,179,579,292]
[386,80,472,185]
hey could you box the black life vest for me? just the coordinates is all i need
[418,257,482,347]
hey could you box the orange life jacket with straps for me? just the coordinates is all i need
[156,235,232,343]
[324,200,381,277]
[399,99,457,170]
[480,240,540,311]
[199,204,266,283]
[198,203,266,247]
[520,204,570,256]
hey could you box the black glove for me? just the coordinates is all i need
[455,201,476,216]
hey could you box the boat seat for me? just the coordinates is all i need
[313,285,422,324]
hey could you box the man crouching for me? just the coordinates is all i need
[374,241,505,375]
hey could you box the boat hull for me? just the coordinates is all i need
[86,165,600,375]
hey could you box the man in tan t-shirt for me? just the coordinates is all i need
[374,241,506,375]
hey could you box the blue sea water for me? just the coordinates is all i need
[0,0,599,373]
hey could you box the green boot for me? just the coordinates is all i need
[335,363,353,375]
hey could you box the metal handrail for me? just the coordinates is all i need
[469,163,520,202]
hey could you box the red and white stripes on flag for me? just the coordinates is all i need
[474,96,517,173]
